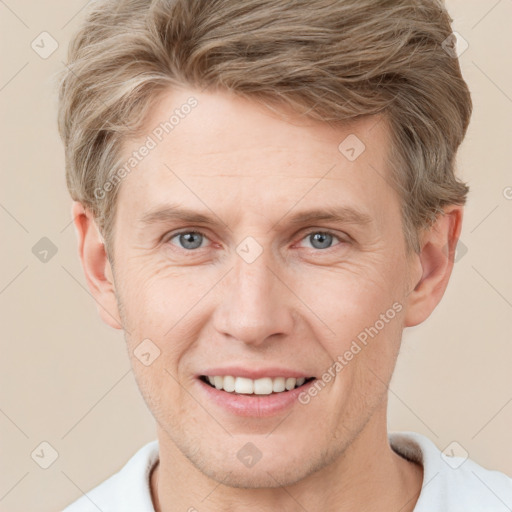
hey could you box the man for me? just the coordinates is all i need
[58,0,512,510]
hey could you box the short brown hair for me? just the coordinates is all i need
[57,0,472,259]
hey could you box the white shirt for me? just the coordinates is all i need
[62,431,512,511]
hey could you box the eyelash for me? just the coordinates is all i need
[164,229,347,252]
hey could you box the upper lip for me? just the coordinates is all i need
[198,366,315,380]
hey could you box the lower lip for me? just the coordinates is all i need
[196,378,317,417]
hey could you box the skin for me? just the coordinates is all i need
[72,86,463,512]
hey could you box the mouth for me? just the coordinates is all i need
[199,375,316,395]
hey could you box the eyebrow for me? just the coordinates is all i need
[138,206,224,227]
[137,204,373,229]
[283,207,372,227]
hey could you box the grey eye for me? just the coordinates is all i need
[307,232,335,250]
[170,231,205,250]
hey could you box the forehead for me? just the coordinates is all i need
[115,86,398,227]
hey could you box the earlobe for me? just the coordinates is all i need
[71,201,123,330]
[403,205,463,327]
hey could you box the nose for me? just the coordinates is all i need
[212,246,295,347]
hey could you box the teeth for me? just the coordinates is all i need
[254,378,273,395]
[223,375,236,392]
[272,377,285,392]
[203,375,311,394]
[214,376,223,390]
[235,377,253,394]
[285,377,296,390]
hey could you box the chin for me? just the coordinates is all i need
[197,460,309,489]
[186,439,336,490]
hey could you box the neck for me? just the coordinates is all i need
[150,413,423,512]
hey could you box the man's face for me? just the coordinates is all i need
[109,87,417,487]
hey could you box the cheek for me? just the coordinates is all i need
[117,259,203,336]
[295,262,403,331]
[119,267,213,385]
[289,267,407,401]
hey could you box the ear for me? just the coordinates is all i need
[403,205,464,327]
[71,201,123,330]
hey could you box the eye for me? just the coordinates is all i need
[298,230,344,250]
[167,231,209,250]
[164,229,347,253]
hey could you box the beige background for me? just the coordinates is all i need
[1,1,511,511]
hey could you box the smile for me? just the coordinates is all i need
[199,375,316,395]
